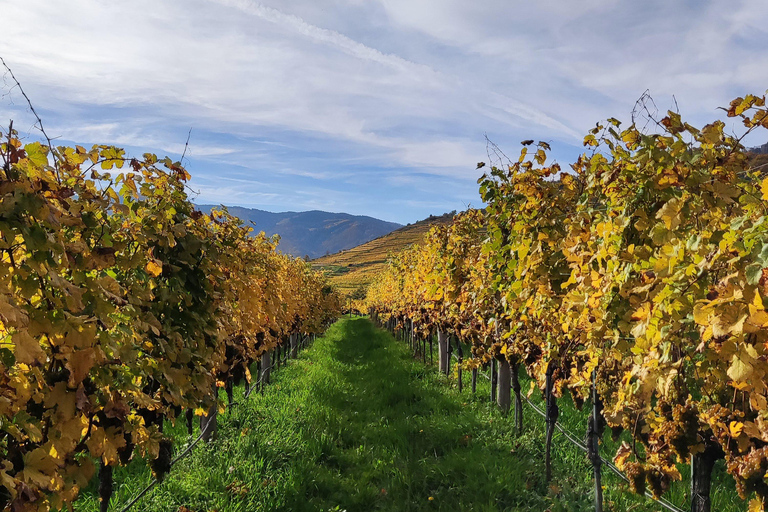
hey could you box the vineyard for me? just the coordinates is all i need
[0,124,341,512]
[366,94,768,512]
[4,86,768,512]
[312,213,453,299]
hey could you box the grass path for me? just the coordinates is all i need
[74,317,741,512]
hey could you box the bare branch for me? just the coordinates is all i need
[484,134,513,171]
[180,128,192,166]
[0,56,58,166]
[631,89,664,133]
[2,120,12,173]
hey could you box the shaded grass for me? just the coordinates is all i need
[72,318,745,511]
[422,335,744,512]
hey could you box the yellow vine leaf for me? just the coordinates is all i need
[712,305,747,337]
[65,348,98,387]
[13,330,45,365]
[85,426,126,465]
[727,349,755,382]
[146,259,163,277]
[21,448,61,491]
[613,441,632,470]
[0,299,29,328]
[655,197,682,230]
[0,462,15,499]
[750,394,768,413]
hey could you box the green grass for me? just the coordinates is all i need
[411,333,744,512]
[72,318,746,511]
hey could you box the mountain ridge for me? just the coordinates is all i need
[196,205,402,259]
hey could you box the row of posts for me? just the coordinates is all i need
[374,313,719,512]
[198,331,316,442]
[98,330,321,512]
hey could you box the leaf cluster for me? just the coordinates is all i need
[366,94,768,509]
[0,130,341,511]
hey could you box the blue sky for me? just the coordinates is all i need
[1,0,767,224]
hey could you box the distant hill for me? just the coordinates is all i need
[197,205,401,259]
[312,212,455,297]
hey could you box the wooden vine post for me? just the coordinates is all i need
[544,362,559,482]
[98,462,113,512]
[587,370,603,512]
[511,359,523,434]
[497,356,511,413]
[290,333,298,358]
[225,378,234,406]
[457,337,464,392]
[691,442,724,512]
[438,327,450,375]
[201,384,219,442]
[490,359,498,403]
[408,318,412,350]
[429,331,434,365]
[491,323,499,404]
[185,408,194,436]
[261,350,272,389]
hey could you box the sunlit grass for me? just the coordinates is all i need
[71,317,745,511]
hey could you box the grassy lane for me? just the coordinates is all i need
[75,317,741,511]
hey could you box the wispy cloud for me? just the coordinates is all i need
[211,0,439,76]
[1,0,765,223]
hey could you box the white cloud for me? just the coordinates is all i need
[1,0,766,221]
[213,0,438,76]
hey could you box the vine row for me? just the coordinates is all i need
[367,94,768,512]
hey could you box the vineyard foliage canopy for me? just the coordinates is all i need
[0,125,341,512]
[366,94,768,510]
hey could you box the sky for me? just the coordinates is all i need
[1,0,767,224]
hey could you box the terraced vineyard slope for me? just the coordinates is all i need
[312,213,454,297]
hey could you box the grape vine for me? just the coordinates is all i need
[0,126,341,512]
[367,94,768,511]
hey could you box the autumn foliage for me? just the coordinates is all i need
[0,127,340,511]
[367,94,768,509]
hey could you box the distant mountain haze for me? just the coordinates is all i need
[196,205,402,259]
